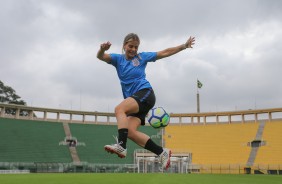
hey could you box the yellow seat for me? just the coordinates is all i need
[165,123,258,165]
[255,121,282,165]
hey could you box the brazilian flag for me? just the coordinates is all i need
[197,80,203,89]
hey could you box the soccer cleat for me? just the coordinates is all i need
[159,148,172,169]
[104,136,127,158]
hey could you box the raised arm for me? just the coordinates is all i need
[156,36,195,60]
[97,41,112,63]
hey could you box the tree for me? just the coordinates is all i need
[0,80,27,115]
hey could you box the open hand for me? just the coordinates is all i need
[185,36,195,48]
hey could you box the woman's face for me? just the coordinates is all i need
[123,39,139,60]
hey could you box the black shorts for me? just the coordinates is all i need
[128,88,156,125]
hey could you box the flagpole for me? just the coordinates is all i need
[195,79,199,124]
[196,79,203,114]
[197,88,200,113]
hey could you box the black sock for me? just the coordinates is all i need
[118,128,128,149]
[144,139,163,156]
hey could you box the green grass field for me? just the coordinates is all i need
[0,173,281,184]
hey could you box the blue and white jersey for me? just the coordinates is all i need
[109,52,157,98]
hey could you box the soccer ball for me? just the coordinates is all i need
[147,107,170,128]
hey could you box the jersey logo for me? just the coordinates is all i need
[132,58,140,66]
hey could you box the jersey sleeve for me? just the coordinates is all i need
[109,53,119,67]
[140,52,157,63]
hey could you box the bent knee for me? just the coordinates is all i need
[115,105,124,116]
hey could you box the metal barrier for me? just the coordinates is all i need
[1,162,281,174]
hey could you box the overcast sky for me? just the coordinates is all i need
[1,0,282,114]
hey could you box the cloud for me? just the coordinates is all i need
[0,0,282,113]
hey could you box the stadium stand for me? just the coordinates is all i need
[255,121,282,165]
[1,103,282,174]
[0,118,71,163]
[0,117,160,165]
[164,123,259,165]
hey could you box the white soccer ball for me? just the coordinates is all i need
[147,107,170,128]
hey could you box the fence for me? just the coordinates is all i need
[1,162,281,174]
